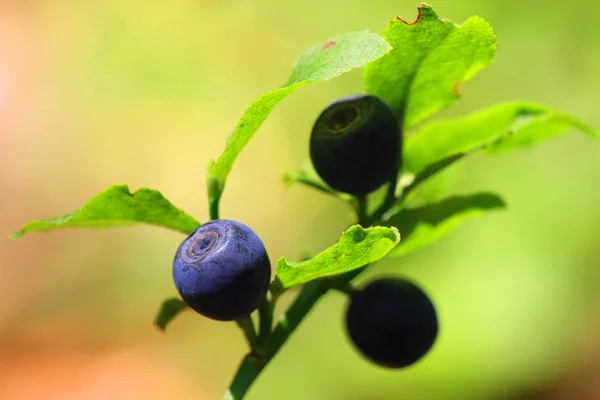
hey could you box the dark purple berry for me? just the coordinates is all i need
[310,95,401,195]
[345,277,438,368]
[172,219,271,321]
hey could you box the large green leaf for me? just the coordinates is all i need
[10,185,200,238]
[154,297,189,332]
[276,225,400,289]
[404,102,599,175]
[207,31,391,212]
[364,3,496,129]
[384,193,505,257]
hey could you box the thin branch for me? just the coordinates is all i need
[222,267,368,399]
[235,317,257,350]
[367,168,400,226]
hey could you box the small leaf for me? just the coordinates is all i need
[364,3,496,129]
[154,297,189,331]
[208,31,391,207]
[282,161,357,206]
[276,225,400,289]
[283,168,335,194]
[384,193,505,257]
[10,185,200,238]
[404,102,599,175]
[282,160,333,192]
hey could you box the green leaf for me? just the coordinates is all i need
[10,185,200,238]
[364,3,496,129]
[207,31,391,209]
[284,32,391,85]
[282,160,357,205]
[283,168,336,194]
[276,225,400,289]
[282,161,335,194]
[154,297,189,331]
[384,193,505,257]
[404,102,599,175]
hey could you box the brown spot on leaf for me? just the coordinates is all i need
[323,41,337,50]
[453,81,465,97]
[395,5,424,25]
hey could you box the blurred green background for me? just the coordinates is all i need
[1,0,599,399]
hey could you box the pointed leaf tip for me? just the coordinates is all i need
[154,298,189,332]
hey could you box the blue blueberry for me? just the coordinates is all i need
[310,95,401,195]
[345,277,438,368]
[172,219,271,321]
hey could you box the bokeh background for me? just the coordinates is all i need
[1,0,599,399]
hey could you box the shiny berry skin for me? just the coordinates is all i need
[172,219,271,321]
[310,94,401,195]
[345,277,438,368]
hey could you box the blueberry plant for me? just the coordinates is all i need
[10,3,598,399]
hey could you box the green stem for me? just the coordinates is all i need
[292,175,339,196]
[207,170,222,220]
[235,317,257,349]
[356,194,369,227]
[330,280,357,296]
[222,268,367,399]
[209,195,221,220]
[222,353,266,400]
[291,174,357,213]
[222,163,394,398]
[367,168,399,225]
[221,280,328,400]
[256,295,274,353]
[267,272,363,361]
[266,279,329,356]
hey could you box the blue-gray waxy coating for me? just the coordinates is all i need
[310,94,401,195]
[345,277,438,368]
[172,219,271,321]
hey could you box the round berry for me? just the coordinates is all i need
[172,219,271,321]
[310,94,401,195]
[345,277,438,368]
